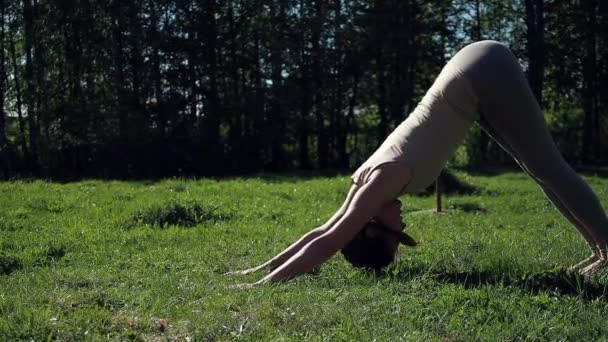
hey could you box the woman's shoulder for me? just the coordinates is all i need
[352,161,412,195]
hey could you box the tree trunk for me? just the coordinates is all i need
[298,1,312,170]
[0,0,7,178]
[524,0,545,105]
[150,1,165,138]
[472,0,490,164]
[268,1,287,170]
[252,30,265,170]
[341,68,360,168]
[227,0,243,169]
[581,0,598,164]
[111,3,128,140]
[201,0,222,172]
[0,0,6,148]
[331,0,344,168]
[312,1,328,168]
[186,4,197,123]
[474,0,482,41]
[9,24,29,158]
[374,0,388,144]
[598,0,607,162]
[389,1,411,127]
[127,2,144,139]
[23,0,40,172]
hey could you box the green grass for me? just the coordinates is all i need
[1,170,608,340]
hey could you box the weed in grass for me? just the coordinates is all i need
[121,200,231,229]
[449,202,487,214]
[27,199,71,213]
[31,244,68,268]
[46,245,66,262]
[0,219,24,232]
[166,181,189,193]
[0,254,22,275]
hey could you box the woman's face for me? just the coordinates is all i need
[375,199,405,233]
[363,199,406,254]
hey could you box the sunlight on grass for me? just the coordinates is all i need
[1,171,607,340]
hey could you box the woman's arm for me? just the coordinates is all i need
[256,167,405,283]
[226,185,359,276]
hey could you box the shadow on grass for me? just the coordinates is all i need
[0,255,21,275]
[121,200,232,230]
[449,202,488,214]
[392,266,608,300]
[458,165,608,178]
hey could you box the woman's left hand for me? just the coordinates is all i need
[230,279,267,290]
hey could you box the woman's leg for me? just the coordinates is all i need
[477,117,600,270]
[463,41,608,272]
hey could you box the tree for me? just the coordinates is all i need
[524,0,545,105]
[0,0,7,178]
[0,0,605,178]
[23,0,39,172]
[0,0,6,149]
[581,0,599,163]
[200,0,223,172]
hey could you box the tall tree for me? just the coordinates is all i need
[0,0,7,178]
[23,0,40,172]
[598,0,608,161]
[311,0,328,168]
[268,1,287,170]
[149,0,166,138]
[8,16,28,160]
[581,0,599,163]
[372,0,389,142]
[0,0,6,149]
[200,0,222,171]
[127,1,145,140]
[296,0,313,169]
[524,0,545,105]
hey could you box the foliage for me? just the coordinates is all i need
[121,200,231,229]
[0,0,607,178]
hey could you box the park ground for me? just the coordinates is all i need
[2,170,608,340]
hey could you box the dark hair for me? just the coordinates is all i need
[340,220,397,271]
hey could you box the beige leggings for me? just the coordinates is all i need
[454,41,608,247]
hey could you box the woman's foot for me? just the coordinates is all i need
[581,259,606,276]
[580,245,607,276]
[569,254,600,272]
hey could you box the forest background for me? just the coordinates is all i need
[0,0,606,179]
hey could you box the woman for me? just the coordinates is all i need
[227,40,608,287]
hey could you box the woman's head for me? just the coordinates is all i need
[340,219,417,271]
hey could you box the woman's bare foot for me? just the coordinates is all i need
[581,259,606,276]
[569,254,600,272]
[580,246,607,276]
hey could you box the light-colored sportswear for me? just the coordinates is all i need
[353,40,608,241]
[352,42,478,193]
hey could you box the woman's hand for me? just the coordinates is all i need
[230,279,267,290]
[224,263,268,276]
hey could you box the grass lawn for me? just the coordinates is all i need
[2,170,608,340]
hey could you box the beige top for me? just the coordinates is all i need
[352,60,479,194]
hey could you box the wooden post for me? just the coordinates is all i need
[436,176,442,213]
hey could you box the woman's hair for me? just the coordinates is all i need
[340,220,397,271]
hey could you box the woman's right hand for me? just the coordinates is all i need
[224,263,267,276]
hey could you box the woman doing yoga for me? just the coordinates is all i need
[227,40,608,287]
